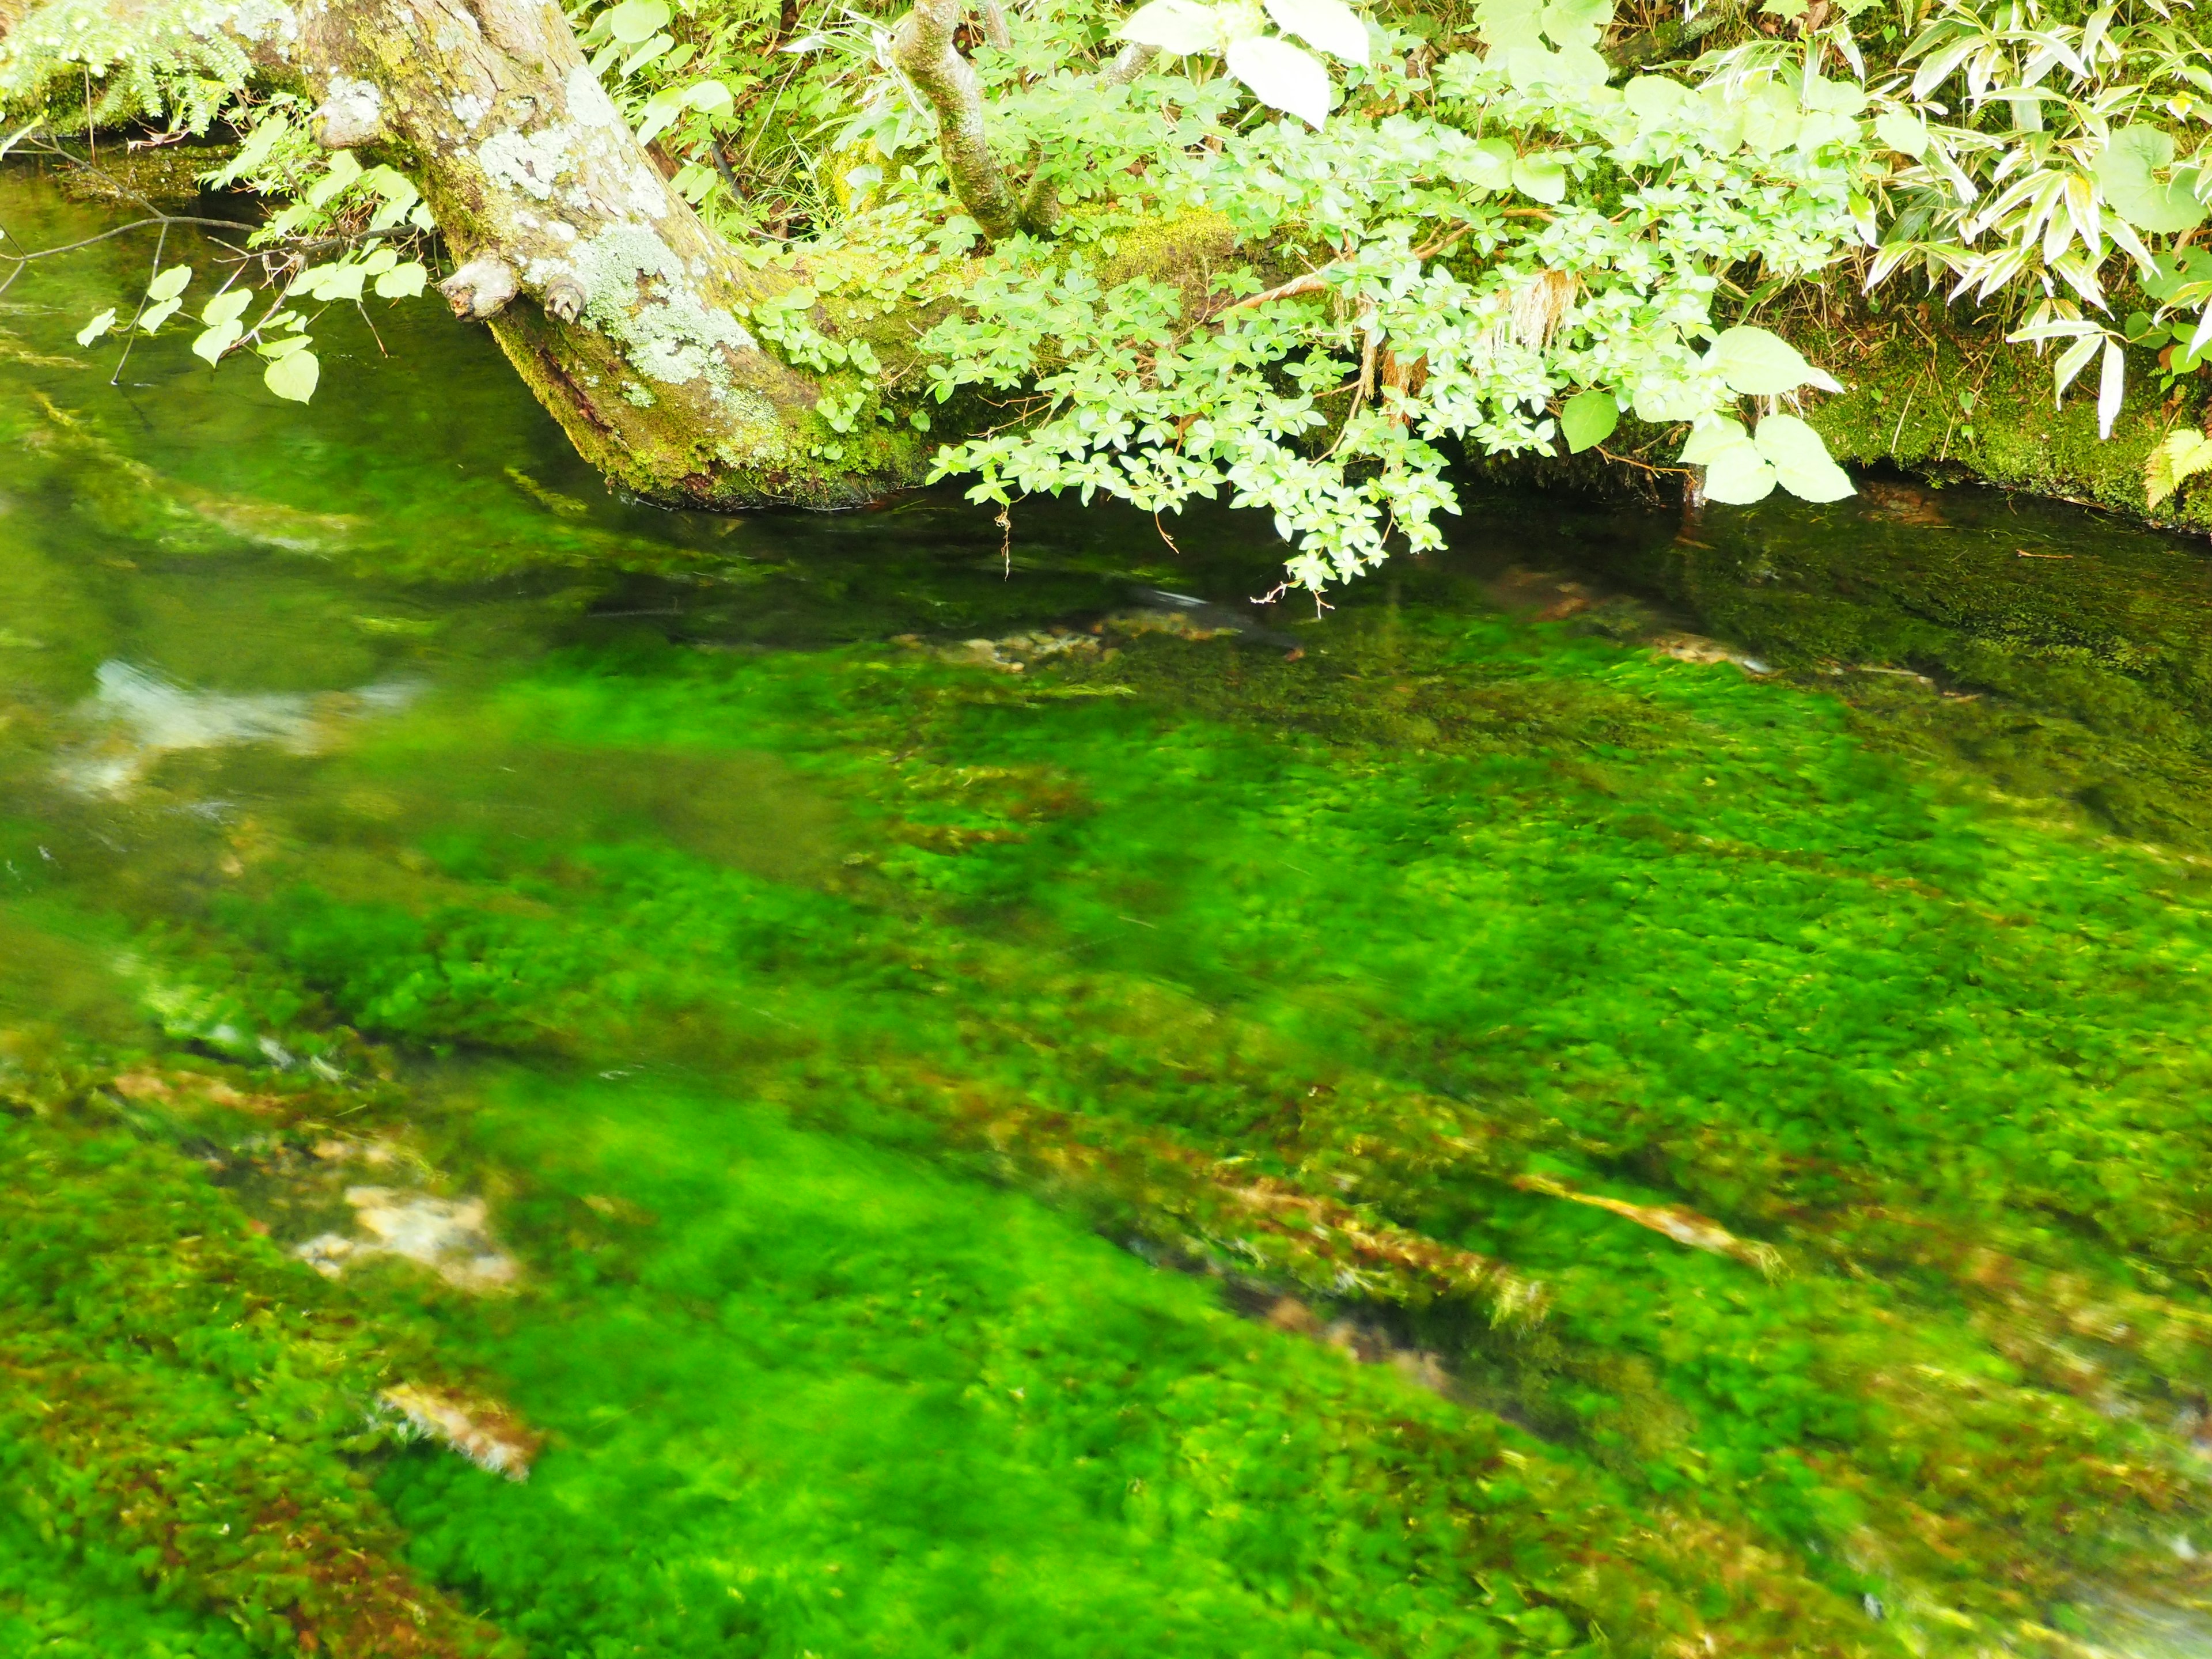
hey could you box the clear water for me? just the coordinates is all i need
[11,162,2212,1659]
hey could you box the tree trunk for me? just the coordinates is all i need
[297,0,916,506]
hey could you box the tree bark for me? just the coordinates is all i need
[291,0,924,507]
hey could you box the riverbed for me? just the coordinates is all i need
[9,163,2212,1659]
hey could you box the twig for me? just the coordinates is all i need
[108,221,166,387]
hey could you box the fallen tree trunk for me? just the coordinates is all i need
[300,0,909,506]
[3,0,921,507]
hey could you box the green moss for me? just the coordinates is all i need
[1804,301,2212,531]
[17,166,2212,1656]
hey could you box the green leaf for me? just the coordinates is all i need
[1264,0,1368,64]
[1226,35,1331,126]
[2096,127,2207,236]
[304,151,364,210]
[294,263,368,303]
[1623,75,1687,126]
[2098,338,2126,438]
[1754,413,1854,501]
[202,289,253,327]
[1511,151,1567,204]
[1472,0,1544,52]
[1874,109,1927,157]
[683,78,735,112]
[263,346,320,403]
[1705,325,1840,395]
[373,262,429,300]
[1119,0,1222,52]
[138,297,182,333]
[1537,0,1611,50]
[75,308,116,347]
[1468,136,1516,188]
[604,0,671,44]
[1703,444,1777,503]
[2051,332,2101,402]
[191,319,243,365]
[1679,416,1753,467]
[1505,42,1605,89]
[2145,427,2212,507]
[258,332,313,360]
[146,264,192,302]
[1559,389,1619,453]
[620,32,673,77]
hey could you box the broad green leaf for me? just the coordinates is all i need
[684,78,735,111]
[1706,325,1840,395]
[1623,75,1686,125]
[138,297,182,333]
[1754,413,1854,501]
[2096,127,2206,235]
[191,319,242,365]
[1703,444,1777,503]
[263,346,320,403]
[304,151,364,210]
[1120,0,1223,52]
[1559,389,1618,453]
[1798,70,1864,116]
[1633,380,1705,423]
[202,289,253,327]
[373,261,429,299]
[293,263,367,303]
[635,97,684,147]
[75,308,116,347]
[1538,0,1611,50]
[1264,0,1368,63]
[1679,416,1753,466]
[258,332,313,360]
[604,0,671,44]
[1226,35,1331,126]
[1511,151,1567,204]
[1505,42,1604,89]
[620,32,673,77]
[1471,0,1544,52]
[359,247,400,276]
[146,264,192,302]
[1467,136,1515,188]
[1874,109,1928,157]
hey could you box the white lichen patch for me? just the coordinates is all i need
[378,1384,539,1480]
[563,62,620,130]
[451,90,488,129]
[314,72,381,145]
[295,1185,518,1293]
[552,221,759,389]
[479,122,577,201]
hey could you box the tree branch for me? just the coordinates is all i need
[893,0,1019,240]
[1018,41,1156,237]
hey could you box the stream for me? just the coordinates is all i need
[14,161,2212,1659]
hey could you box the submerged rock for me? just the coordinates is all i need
[56,660,421,795]
[377,1384,540,1481]
[296,1186,517,1293]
